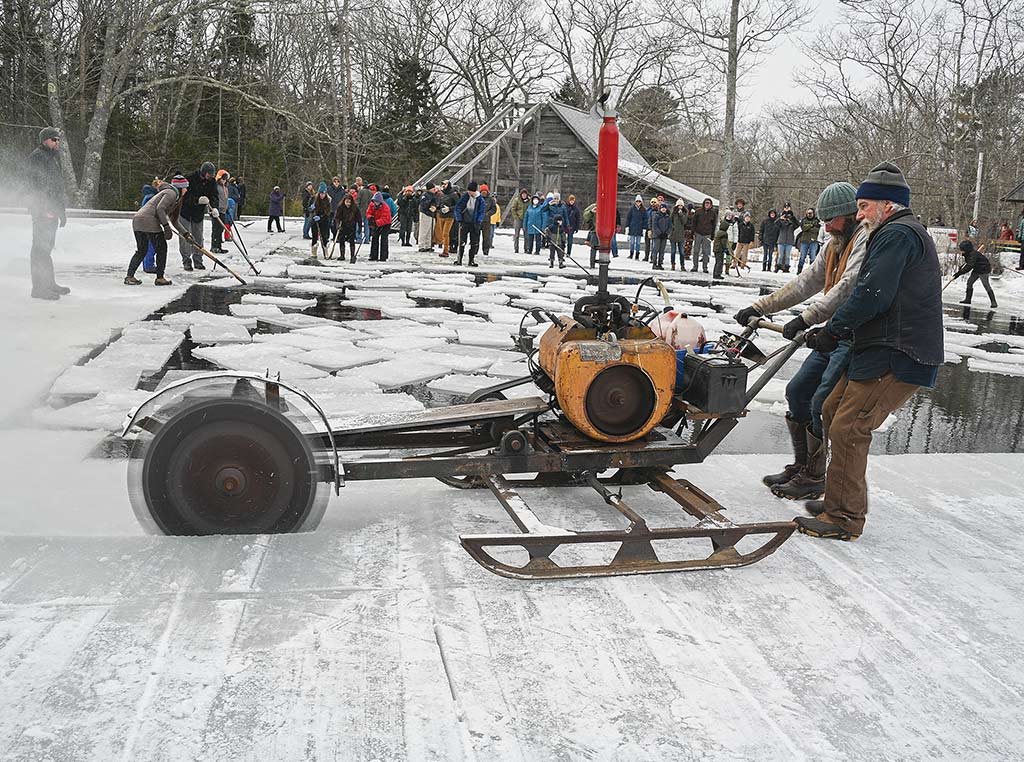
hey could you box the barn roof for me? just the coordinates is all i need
[547,101,719,206]
[1002,178,1024,203]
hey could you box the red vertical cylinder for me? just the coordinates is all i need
[596,114,619,252]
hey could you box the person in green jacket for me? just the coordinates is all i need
[506,188,529,253]
[797,208,822,273]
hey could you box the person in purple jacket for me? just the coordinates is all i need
[267,186,285,232]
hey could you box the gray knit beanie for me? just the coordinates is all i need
[38,126,60,145]
[856,161,911,206]
[815,182,857,221]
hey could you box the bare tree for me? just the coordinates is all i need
[672,0,809,206]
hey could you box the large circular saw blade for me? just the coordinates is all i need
[127,396,328,536]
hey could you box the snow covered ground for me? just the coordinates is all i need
[1,214,1023,760]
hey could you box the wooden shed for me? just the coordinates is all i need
[414,100,717,214]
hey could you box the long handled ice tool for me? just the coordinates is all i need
[208,207,260,276]
[530,224,591,277]
[172,221,247,285]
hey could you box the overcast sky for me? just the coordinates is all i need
[738,0,844,116]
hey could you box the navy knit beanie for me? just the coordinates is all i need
[856,162,911,207]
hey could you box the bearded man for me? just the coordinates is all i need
[794,162,943,541]
[734,181,868,502]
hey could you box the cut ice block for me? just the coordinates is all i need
[257,313,334,331]
[34,389,155,431]
[191,344,326,380]
[426,374,499,395]
[294,375,380,394]
[229,303,284,319]
[402,349,494,373]
[317,391,425,420]
[355,320,455,339]
[284,281,344,294]
[292,346,391,372]
[50,365,143,398]
[339,359,450,390]
[487,360,530,378]
[356,335,448,352]
[293,324,371,341]
[456,328,515,349]
[189,323,252,344]
[87,335,183,375]
[253,332,333,352]
[241,294,318,310]
[286,265,350,281]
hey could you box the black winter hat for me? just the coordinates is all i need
[467,182,478,192]
[958,240,974,253]
[200,161,215,176]
[425,181,435,190]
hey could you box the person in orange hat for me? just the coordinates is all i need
[480,184,498,256]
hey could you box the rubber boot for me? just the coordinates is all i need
[771,427,826,500]
[468,255,478,268]
[804,499,826,516]
[763,415,807,488]
[455,254,464,265]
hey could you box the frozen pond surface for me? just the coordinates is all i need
[1,216,1023,760]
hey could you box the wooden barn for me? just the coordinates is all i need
[413,100,717,214]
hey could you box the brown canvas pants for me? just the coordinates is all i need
[435,217,454,253]
[822,372,919,534]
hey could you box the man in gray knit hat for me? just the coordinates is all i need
[26,127,69,300]
[794,161,943,541]
[733,181,868,501]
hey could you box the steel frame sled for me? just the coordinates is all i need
[121,316,801,581]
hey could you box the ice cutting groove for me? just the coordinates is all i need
[118,587,186,762]
[431,620,480,762]
[650,582,807,760]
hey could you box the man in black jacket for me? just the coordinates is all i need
[796,162,943,541]
[178,161,217,270]
[26,127,69,299]
[953,240,996,307]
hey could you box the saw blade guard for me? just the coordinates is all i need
[122,373,334,536]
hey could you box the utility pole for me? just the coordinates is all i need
[972,151,984,225]
[718,0,739,211]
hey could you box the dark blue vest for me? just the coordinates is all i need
[854,210,944,366]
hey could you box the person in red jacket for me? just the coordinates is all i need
[367,191,393,262]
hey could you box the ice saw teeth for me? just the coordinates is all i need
[119,96,802,579]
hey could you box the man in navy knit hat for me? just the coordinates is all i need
[794,161,943,541]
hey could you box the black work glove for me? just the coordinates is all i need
[733,305,762,328]
[804,327,840,354]
[782,315,809,340]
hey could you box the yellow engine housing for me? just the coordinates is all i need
[537,318,677,443]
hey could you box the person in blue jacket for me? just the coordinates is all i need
[625,195,646,259]
[543,192,570,268]
[454,181,487,266]
[523,194,546,256]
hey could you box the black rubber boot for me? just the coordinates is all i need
[763,415,807,488]
[772,427,826,500]
[804,500,826,516]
